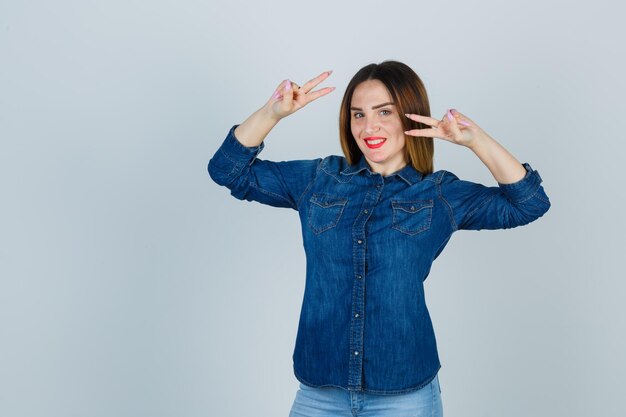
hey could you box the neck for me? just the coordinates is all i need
[365,158,408,177]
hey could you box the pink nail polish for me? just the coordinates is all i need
[447,110,453,121]
[286,80,291,91]
[460,121,471,126]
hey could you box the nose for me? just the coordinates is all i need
[364,119,380,133]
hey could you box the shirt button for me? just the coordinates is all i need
[363,209,368,214]
[355,313,359,318]
[356,275,362,279]
[357,239,362,244]
[354,351,359,356]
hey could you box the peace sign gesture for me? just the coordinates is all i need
[266,70,336,121]
[404,109,486,150]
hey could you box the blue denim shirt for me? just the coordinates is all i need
[208,124,551,394]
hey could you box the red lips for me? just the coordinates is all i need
[363,137,386,149]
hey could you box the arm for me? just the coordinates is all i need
[467,131,528,185]
[405,109,551,230]
[232,103,280,148]
[450,118,552,230]
[208,71,335,210]
[208,123,321,210]
[439,162,550,231]
[234,71,334,147]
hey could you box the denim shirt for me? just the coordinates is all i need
[208,124,551,394]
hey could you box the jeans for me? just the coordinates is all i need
[289,374,443,417]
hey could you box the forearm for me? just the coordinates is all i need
[233,105,280,147]
[468,133,528,184]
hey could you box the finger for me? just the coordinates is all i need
[273,79,288,92]
[444,109,463,137]
[270,79,289,100]
[404,128,439,137]
[446,109,455,123]
[270,89,283,101]
[281,79,294,106]
[300,70,333,94]
[303,86,336,104]
[450,109,473,127]
[404,113,440,128]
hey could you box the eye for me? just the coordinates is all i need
[353,110,391,119]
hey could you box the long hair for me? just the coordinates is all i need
[338,60,434,174]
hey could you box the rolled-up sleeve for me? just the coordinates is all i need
[207,124,321,210]
[439,162,551,231]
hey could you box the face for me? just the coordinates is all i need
[350,79,407,175]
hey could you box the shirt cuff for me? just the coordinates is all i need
[497,162,544,203]
[218,124,265,166]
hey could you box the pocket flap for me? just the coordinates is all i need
[391,199,433,213]
[310,193,348,208]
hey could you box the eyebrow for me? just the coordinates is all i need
[350,102,395,111]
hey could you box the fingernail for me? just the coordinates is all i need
[447,110,453,121]
[327,70,333,75]
[405,113,411,117]
[460,121,471,126]
[272,90,280,99]
[286,79,291,91]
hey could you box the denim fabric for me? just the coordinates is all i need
[208,124,551,394]
[289,373,443,417]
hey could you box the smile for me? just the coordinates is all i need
[364,137,386,149]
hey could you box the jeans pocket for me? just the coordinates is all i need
[391,199,433,235]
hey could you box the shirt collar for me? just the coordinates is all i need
[340,154,423,185]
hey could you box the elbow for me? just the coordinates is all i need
[529,187,551,220]
[507,190,551,228]
[207,157,252,201]
[207,158,222,185]
[208,156,235,187]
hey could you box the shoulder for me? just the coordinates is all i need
[316,154,359,183]
[422,168,458,185]
[319,154,348,170]
[319,154,351,176]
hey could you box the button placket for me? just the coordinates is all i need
[348,182,382,390]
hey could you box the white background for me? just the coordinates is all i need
[1,1,624,416]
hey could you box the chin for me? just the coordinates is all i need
[365,154,388,163]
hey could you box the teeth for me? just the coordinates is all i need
[366,139,385,145]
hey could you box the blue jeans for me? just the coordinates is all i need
[289,374,443,417]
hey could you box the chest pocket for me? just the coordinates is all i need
[307,193,348,235]
[391,199,434,236]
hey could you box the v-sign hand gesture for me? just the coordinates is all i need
[266,71,336,121]
[404,109,487,150]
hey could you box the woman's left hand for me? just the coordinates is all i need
[404,109,487,150]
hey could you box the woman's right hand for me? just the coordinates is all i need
[265,70,335,121]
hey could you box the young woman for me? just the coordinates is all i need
[208,60,550,417]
